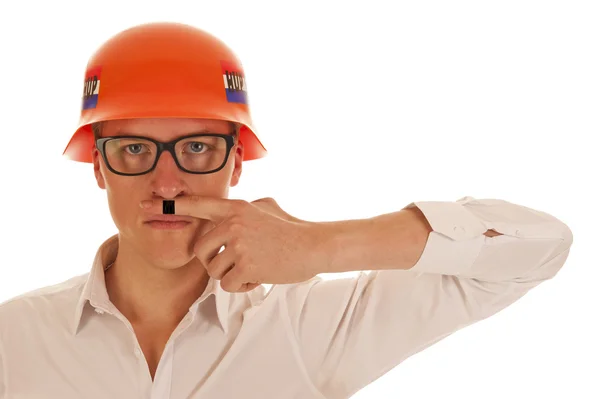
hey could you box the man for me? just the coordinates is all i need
[0,22,573,399]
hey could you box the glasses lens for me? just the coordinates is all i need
[103,135,229,174]
[175,135,229,173]
[104,138,157,174]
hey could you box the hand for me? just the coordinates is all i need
[140,196,328,293]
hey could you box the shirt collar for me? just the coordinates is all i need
[72,234,230,335]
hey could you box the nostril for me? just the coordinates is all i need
[151,189,186,198]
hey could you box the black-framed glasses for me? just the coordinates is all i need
[96,133,236,176]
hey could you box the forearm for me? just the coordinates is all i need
[320,206,502,273]
[320,207,433,273]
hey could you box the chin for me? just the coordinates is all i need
[140,231,196,264]
[146,246,196,269]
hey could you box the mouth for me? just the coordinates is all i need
[143,215,194,230]
[144,214,193,223]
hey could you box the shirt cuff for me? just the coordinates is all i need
[403,197,488,275]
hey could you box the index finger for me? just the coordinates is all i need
[140,196,237,222]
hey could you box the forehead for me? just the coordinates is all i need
[102,118,233,140]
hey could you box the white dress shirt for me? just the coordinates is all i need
[0,196,573,398]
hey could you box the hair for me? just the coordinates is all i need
[92,121,103,140]
[91,120,240,142]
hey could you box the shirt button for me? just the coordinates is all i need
[94,308,105,315]
[134,348,142,357]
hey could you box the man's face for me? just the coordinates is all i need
[92,117,243,269]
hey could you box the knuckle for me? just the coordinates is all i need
[204,263,214,275]
[194,246,204,259]
[231,238,245,253]
[227,218,244,232]
[233,199,249,211]
[188,194,202,203]
[236,254,251,271]
[203,261,215,275]
[193,244,203,259]
[260,197,276,206]
[201,254,213,268]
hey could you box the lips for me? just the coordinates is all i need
[144,214,194,223]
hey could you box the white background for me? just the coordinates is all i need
[0,1,597,398]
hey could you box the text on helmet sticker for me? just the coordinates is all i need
[82,66,102,110]
[221,61,247,104]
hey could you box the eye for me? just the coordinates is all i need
[125,143,148,154]
[187,142,206,153]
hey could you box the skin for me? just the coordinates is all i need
[93,117,502,329]
[92,117,242,331]
[92,118,502,380]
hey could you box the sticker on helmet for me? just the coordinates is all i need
[221,61,247,104]
[82,67,102,110]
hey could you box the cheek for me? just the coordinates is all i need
[104,178,144,229]
[196,176,231,195]
[189,167,236,195]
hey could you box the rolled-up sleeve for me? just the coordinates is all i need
[280,196,574,399]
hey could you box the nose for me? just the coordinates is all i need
[150,151,186,199]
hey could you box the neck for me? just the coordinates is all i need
[104,239,210,328]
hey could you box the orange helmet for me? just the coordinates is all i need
[62,22,267,163]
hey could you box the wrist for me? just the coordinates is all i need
[317,208,433,274]
[317,218,373,274]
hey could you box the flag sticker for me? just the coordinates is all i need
[82,66,101,110]
[221,61,247,104]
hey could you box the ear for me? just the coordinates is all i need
[92,148,106,190]
[229,139,244,187]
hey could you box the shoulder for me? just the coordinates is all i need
[0,273,88,331]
